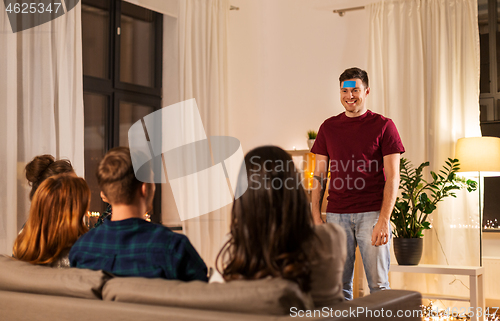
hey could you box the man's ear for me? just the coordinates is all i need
[100,191,109,203]
[140,183,148,197]
[366,87,370,95]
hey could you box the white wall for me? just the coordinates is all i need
[484,233,500,257]
[227,0,373,152]
[124,0,178,17]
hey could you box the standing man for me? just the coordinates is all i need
[310,67,404,300]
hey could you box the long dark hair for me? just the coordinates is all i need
[216,146,316,292]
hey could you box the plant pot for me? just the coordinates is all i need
[307,139,315,150]
[393,238,423,265]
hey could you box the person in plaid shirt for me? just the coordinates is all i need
[69,147,208,281]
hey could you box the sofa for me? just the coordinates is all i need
[0,255,422,321]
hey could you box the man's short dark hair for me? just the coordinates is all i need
[97,146,142,205]
[339,67,369,88]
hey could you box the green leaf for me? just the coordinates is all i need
[419,193,429,202]
[422,221,431,229]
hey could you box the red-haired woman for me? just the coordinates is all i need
[13,174,90,268]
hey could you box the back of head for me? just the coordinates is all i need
[25,154,74,200]
[339,67,369,88]
[13,174,90,265]
[218,146,315,291]
[97,146,141,205]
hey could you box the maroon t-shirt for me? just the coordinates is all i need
[311,110,405,213]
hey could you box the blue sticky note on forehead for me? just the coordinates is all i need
[342,81,356,88]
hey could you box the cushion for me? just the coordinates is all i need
[0,255,111,299]
[103,277,314,315]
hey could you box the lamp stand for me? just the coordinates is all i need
[478,171,483,267]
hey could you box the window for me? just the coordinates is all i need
[479,0,500,231]
[82,0,163,223]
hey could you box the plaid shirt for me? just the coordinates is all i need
[69,218,208,281]
[93,204,112,228]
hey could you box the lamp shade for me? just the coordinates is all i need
[455,137,500,176]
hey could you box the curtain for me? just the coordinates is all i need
[367,0,480,305]
[173,0,230,268]
[0,4,84,255]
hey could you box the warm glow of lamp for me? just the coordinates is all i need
[455,137,500,175]
[455,136,500,267]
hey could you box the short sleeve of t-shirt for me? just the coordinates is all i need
[380,119,405,156]
[311,123,328,156]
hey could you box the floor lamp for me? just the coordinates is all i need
[455,137,500,266]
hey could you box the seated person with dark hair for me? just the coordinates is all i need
[18,154,76,234]
[25,154,75,201]
[69,147,208,281]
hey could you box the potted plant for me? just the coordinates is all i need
[307,130,317,150]
[391,157,477,265]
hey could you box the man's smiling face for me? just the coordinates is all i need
[340,78,370,117]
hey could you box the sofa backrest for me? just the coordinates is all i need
[103,276,314,315]
[0,255,111,299]
[0,255,314,315]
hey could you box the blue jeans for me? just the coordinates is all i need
[326,211,391,300]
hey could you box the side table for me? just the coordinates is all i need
[390,264,485,321]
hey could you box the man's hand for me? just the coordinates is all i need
[371,219,390,246]
[372,153,400,246]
